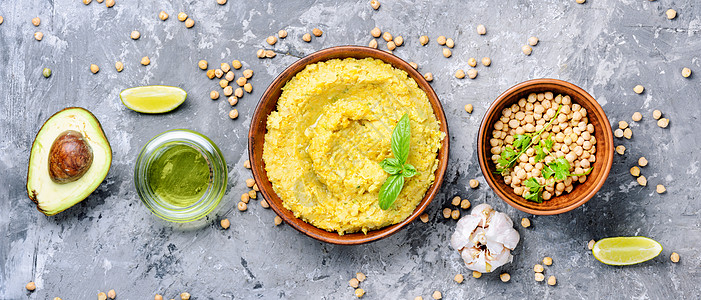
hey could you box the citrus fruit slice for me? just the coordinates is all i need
[120,85,187,113]
[592,236,662,266]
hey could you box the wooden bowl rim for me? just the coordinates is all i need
[477,78,614,215]
[248,46,450,244]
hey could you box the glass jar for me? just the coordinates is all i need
[134,129,227,223]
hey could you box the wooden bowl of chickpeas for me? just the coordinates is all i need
[477,79,614,215]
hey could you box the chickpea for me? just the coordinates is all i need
[237,201,247,211]
[248,190,257,199]
[260,199,269,208]
[614,128,624,138]
[460,199,471,209]
[476,24,486,35]
[655,184,666,194]
[623,128,632,139]
[472,271,482,278]
[228,97,238,106]
[432,291,442,299]
[198,60,208,70]
[451,196,461,206]
[418,213,429,223]
[155,295,163,300]
[419,35,429,46]
[632,112,642,122]
[423,72,433,82]
[465,104,473,114]
[666,9,677,20]
[349,277,359,288]
[500,273,511,282]
[223,86,233,97]
[181,292,191,300]
[576,0,585,3]
[0,16,3,25]
[256,49,265,58]
[105,0,115,7]
[236,77,247,86]
[451,209,460,219]
[543,256,553,265]
[159,11,169,21]
[32,17,41,26]
[141,56,151,66]
[657,118,669,128]
[131,30,141,40]
[638,157,648,167]
[177,12,187,22]
[266,35,277,45]
[274,215,283,225]
[522,45,532,55]
[184,18,195,28]
[588,239,596,250]
[34,31,44,41]
[547,275,557,286]
[225,71,235,82]
[277,29,288,39]
[84,0,92,4]
[630,166,640,177]
[370,27,381,38]
[302,33,312,42]
[220,62,231,73]
[219,79,229,88]
[368,39,378,49]
[637,175,647,186]
[466,57,477,67]
[232,60,242,69]
[445,38,454,48]
[441,48,452,58]
[98,292,107,300]
[409,62,418,70]
[90,64,100,74]
[235,87,244,98]
[436,35,446,45]
[467,69,478,79]
[535,273,545,282]
[244,83,253,93]
[454,273,464,283]
[528,36,539,46]
[312,28,323,37]
[482,57,491,66]
[633,84,644,94]
[442,208,452,219]
[670,252,680,262]
[469,179,479,188]
[534,264,544,272]
[381,32,393,42]
[521,217,531,228]
[220,218,230,229]
[454,69,465,79]
[26,281,36,291]
[206,69,215,79]
[244,160,251,169]
[681,67,692,78]
[217,0,227,4]
[208,90,219,100]
[387,41,396,51]
[618,120,628,129]
[393,36,404,47]
[370,0,380,10]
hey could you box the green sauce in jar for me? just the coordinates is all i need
[146,144,211,207]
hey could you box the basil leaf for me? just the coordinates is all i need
[380,158,402,175]
[402,163,417,178]
[391,113,411,164]
[379,174,404,210]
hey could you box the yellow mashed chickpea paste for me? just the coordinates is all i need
[263,58,444,235]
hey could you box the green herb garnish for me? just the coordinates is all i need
[524,157,593,203]
[378,113,416,210]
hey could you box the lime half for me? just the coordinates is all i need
[120,85,187,113]
[592,236,662,266]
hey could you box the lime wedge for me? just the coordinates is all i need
[592,236,662,266]
[120,85,187,113]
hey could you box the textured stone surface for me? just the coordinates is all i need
[1,0,700,299]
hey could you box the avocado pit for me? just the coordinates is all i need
[48,130,93,183]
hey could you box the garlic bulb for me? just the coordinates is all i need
[450,204,520,273]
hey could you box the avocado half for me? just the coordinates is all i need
[26,107,112,216]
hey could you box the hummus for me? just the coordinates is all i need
[263,58,444,235]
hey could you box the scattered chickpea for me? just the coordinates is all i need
[521,217,531,228]
[472,271,483,279]
[253,184,259,191]
[670,252,680,263]
[543,257,553,266]
[409,62,418,70]
[302,33,312,42]
[219,79,229,88]
[528,36,539,46]
[632,112,642,122]
[657,118,669,128]
[349,278,359,288]
[159,11,169,21]
[633,84,644,94]
[217,0,227,5]
[445,38,454,48]
[105,0,115,8]
[235,87,244,98]
[476,24,486,35]
[274,215,283,225]
[370,0,380,10]
[266,35,277,45]
[228,97,238,106]
[368,39,378,48]
[84,0,92,4]
[241,193,250,203]
[464,104,473,114]
[460,199,471,209]
[181,292,191,300]
[225,71,235,82]
[155,295,163,300]
[370,27,381,38]
[618,121,628,130]
[34,31,44,41]
[419,35,429,46]
[185,18,195,28]
[356,272,366,282]
[638,157,648,167]
[177,12,187,21]
[98,292,107,300]
[665,9,677,20]
[630,166,640,177]
[467,57,477,67]
[588,239,596,250]
[442,208,452,219]
[522,45,532,55]
[235,77,247,87]
[131,30,141,40]
[221,62,231,73]
[436,35,446,45]
[355,288,365,298]
[232,60,242,69]
[248,190,257,199]
[237,201,247,211]
[482,57,491,66]
[533,264,544,273]
[454,273,464,283]
[387,41,396,51]
[467,69,478,79]
[423,72,433,82]
[210,90,219,100]
[614,128,624,138]
[42,68,52,78]
[221,219,231,230]
[260,199,269,208]
[623,128,632,139]
[0,16,3,25]
[451,196,461,206]
[54,298,63,300]
[547,275,557,286]
[197,60,208,70]
[500,273,511,282]
[228,109,239,119]
[26,282,36,291]
[656,184,666,194]
[576,0,586,4]
[469,179,479,188]
[681,67,691,78]
[312,28,323,37]
[141,56,151,66]
[637,175,647,186]
[442,48,452,58]
[244,160,251,169]
[394,36,404,47]
[432,291,442,300]
[278,29,288,38]
[223,86,233,97]
[245,178,255,188]
[455,69,465,79]
[32,17,41,27]
[382,32,393,42]
[535,272,545,282]
[90,64,100,74]
[615,145,626,155]
[451,209,460,220]
[108,289,116,299]
[419,213,429,223]
[256,49,265,58]
[244,83,253,93]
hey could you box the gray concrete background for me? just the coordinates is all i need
[1,0,700,299]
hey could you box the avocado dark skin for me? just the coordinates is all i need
[48,130,93,183]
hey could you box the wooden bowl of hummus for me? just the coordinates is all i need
[249,46,449,244]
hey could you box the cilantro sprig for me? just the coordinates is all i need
[378,113,416,210]
[524,157,593,202]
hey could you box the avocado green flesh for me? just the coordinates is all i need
[26,107,112,216]
[120,85,187,114]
